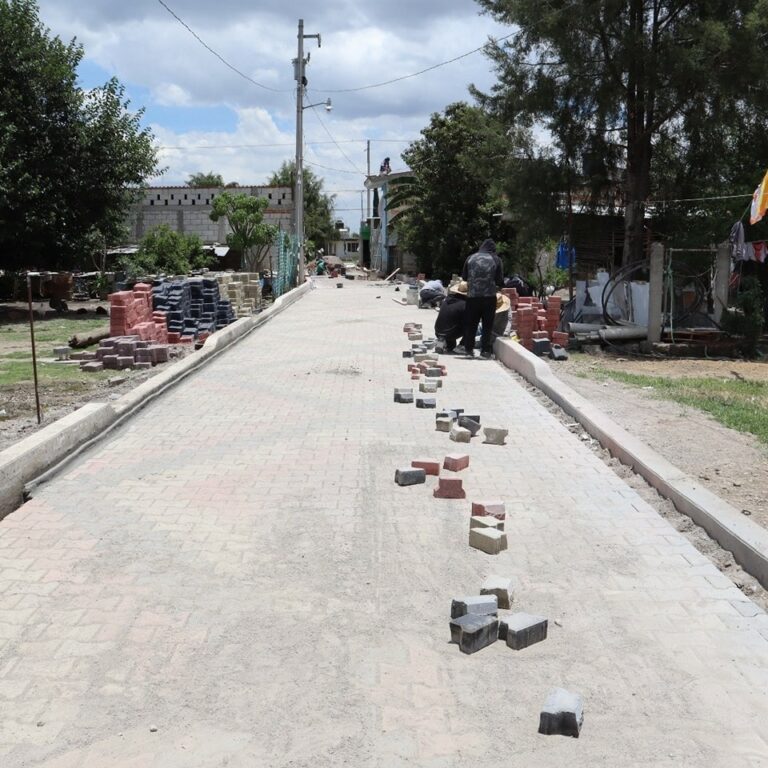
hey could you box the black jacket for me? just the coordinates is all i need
[434,293,466,340]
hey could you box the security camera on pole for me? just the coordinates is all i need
[294,19,330,285]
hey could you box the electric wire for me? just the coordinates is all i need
[156,0,289,93]
[305,100,366,174]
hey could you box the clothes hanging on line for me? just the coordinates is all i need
[734,239,767,262]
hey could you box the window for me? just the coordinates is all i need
[150,200,154,206]
[198,194,201,200]
[192,200,195,206]
[171,194,174,200]
[268,193,272,199]
[184,193,188,200]
[277,199,281,205]
[164,200,168,206]
[206,199,209,205]
[156,194,161,200]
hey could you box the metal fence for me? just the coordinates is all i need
[273,231,298,297]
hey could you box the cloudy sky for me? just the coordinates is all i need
[36,0,511,231]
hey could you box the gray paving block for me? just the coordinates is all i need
[416,397,436,409]
[450,594,498,619]
[402,350,413,358]
[458,416,481,436]
[501,612,548,649]
[449,613,499,654]
[470,516,504,531]
[436,417,452,432]
[419,381,438,393]
[394,388,414,403]
[483,427,509,445]
[449,424,471,443]
[538,688,583,738]
[394,467,426,486]
[425,367,443,378]
[469,528,507,555]
[480,575,513,609]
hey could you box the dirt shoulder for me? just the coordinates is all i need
[551,352,768,530]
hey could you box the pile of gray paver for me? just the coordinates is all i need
[392,316,584,739]
[61,337,171,372]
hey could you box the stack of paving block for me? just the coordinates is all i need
[151,277,235,343]
[79,335,171,372]
[216,273,263,318]
[108,284,169,343]
[506,294,564,354]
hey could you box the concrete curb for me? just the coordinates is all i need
[494,336,768,589]
[0,282,312,518]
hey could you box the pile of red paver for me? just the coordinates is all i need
[108,283,169,343]
[501,289,567,353]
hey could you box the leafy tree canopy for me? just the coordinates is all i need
[389,102,516,277]
[122,224,212,277]
[0,0,160,271]
[476,0,768,263]
[209,192,277,272]
[186,171,225,187]
[269,161,335,251]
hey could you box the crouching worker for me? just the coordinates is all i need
[419,278,446,308]
[435,281,468,353]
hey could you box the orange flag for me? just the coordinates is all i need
[750,169,768,225]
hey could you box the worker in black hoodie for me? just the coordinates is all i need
[461,239,504,358]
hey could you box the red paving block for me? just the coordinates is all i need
[443,453,470,472]
[433,476,466,499]
[471,500,506,520]
[411,459,441,476]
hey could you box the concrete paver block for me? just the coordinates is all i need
[436,410,456,421]
[469,527,507,554]
[471,500,506,520]
[411,459,440,476]
[425,367,443,378]
[458,416,481,436]
[470,515,504,531]
[80,361,104,372]
[416,397,436,409]
[402,350,413,358]
[480,575,513,609]
[395,467,427,486]
[436,417,452,432]
[449,614,499,654]
[443,454,470,472]
[501,612,548,649]
[449,424,471,443]
[420,381,438,393]
[538,688,584,738]
[483,427,509,445]
[408,333,423,341]
[434,476,466,499]
[450,594,498,619]
[53,346,71,360]
[394,388,414,403]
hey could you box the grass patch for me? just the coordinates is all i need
[0,317,108,346]
[590,368,768,446]
[0,360,112,388]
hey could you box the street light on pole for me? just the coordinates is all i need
[294,18,325,285]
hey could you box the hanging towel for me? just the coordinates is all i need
[750,169,768,224]
[754,241,767,263]
[729,221,746,260]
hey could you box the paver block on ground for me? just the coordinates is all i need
[395,467,426,486]
[411,459,440,476]
[469,527,507,554]
[449,614,499,654]
[471,500,506,520]
[443,454,469,472]
[450,594,498,619]
[470,516,504,531]
[483,427,509,445]
[450,424,471,443]
[434,476,466,499]
[538,688,584,738]
[501,612,548,649]
[481,576,513,609]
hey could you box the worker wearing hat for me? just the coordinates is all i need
[436,281,510,354]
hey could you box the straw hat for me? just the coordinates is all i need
[449,280,468,295]
[496,292,511,312]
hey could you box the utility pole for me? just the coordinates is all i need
[294,19,321,285]
[366,140,371,220]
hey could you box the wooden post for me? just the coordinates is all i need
[647,242,664,343]
[713,241,730,325]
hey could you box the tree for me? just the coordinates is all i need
[269,161,335,251]
[388,102,511,276]
[477,0,768,263]
[121,224,212,277]
[187,172,224,187]
[209,192,277,272]
[0,0,159,271]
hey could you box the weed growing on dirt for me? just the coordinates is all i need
[589,369,768,445]
[0,360,111,388]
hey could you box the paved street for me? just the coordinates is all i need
[1,279,767,767]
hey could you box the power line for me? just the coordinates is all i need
[156,0,289,93]
[312,32,516,94]
[158,140,367,150]
[304,160,362,176]
[306,102,366,174]
[649,193,752,204]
